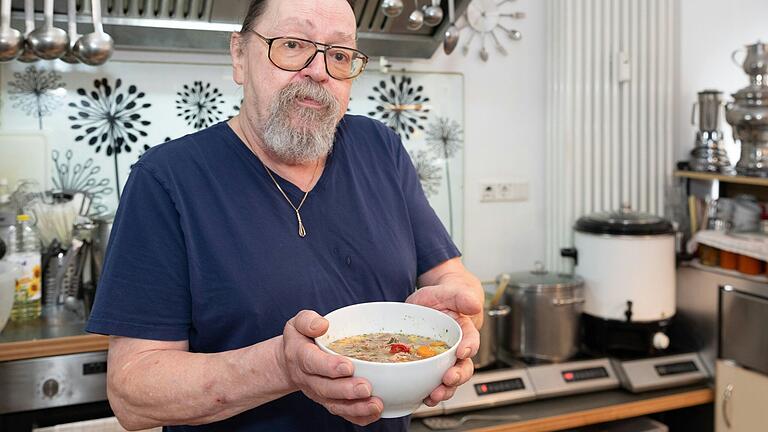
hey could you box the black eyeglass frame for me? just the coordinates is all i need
[251,31,369,80]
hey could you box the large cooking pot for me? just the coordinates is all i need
[90,215,113,283]
[498,264,585,363]
[472,288,511,369]
[561,205,676,323]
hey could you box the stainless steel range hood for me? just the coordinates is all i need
[11,0,471,59]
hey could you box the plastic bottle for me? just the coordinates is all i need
[0,178,15,256]
[7,214,42,321]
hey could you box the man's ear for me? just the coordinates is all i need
[231,32,245,86]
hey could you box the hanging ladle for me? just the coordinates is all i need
[380,0,404,17]
[407,0,424,31]
[27,0,69,60]
[17,0,38,62]
[0,0,24,61]
[60,0,80,63]
[422,0,444,27]
[74,0,114,66]
[443,0,459,54]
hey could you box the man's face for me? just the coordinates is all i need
[231,0,358,163]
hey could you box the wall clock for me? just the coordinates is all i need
[459,0,525,61]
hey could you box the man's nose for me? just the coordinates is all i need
[300,51,330,82]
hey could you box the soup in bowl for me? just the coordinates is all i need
[315,302,462,418]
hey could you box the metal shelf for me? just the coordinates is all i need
[674,170,768,187]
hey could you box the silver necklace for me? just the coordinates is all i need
[262,160,319,238]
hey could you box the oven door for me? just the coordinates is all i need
[32,416,162,432]
[0,352,112,432]
[0,401,114,432]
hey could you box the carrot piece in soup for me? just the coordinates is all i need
[416,345,437,358]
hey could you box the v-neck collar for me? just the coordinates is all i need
[221,121,342,199]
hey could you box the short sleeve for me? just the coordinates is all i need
[389,129,461,275]
[85,164,191,341]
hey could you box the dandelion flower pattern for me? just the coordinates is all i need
[68,78,152,199]
[367,75,430,140]
[409,150,442,198]
[176,81,225,129]
[7,65,66,130]
[52,150,114,215]
[426,117,463,159]
[425,117,464,236]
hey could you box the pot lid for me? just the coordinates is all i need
[506,262,583,292]
[574,204,674,235]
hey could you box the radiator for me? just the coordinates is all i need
[545,0,677,271]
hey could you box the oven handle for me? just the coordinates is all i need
[723,383,734,429]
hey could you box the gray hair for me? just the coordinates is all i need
[237,0,356,52]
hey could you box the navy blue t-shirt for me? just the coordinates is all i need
[86,115,460,431]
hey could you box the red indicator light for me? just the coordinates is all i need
[480,384,488,393]
[564,372,574,381]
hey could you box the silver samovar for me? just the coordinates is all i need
[726,41,768,177]
[689,90,733,173]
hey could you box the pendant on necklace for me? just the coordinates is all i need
[295,210,307,238]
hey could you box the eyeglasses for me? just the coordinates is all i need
[251,31,369,80]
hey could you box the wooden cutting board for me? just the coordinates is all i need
[0,132,50,191]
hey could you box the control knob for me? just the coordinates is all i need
[42,378,59,398]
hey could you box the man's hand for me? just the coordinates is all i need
[406,258,484,406]
[280,310,384,426]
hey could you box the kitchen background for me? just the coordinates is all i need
[1,0,767,280]
[1,0,768,430]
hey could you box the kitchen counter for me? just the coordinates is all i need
[409,384,713,431]
[0,315,107,362]
[0,319,713,431]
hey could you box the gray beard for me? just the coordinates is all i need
[261,80,341,165]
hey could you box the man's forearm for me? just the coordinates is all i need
[108,335,295,430]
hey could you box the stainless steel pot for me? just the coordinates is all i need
[90,215,113,283]
[499,264,584,363]
[472,292,510,369]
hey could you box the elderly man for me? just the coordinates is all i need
[85,0,484,430]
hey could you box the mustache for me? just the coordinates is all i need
[279,80,339,112]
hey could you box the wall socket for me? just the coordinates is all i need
[480,182,529,202]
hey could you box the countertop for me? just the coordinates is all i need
[0,318,713,432]
[0,313,107,361]
[409,384,713,431]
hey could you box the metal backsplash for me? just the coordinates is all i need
[11,0,470,58]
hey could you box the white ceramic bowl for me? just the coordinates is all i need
[0,261,22,333]
[315,302,462,418]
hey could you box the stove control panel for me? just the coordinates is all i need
[474,377,526,395]
[561,366,610,382]
[0,351,108,414]
[528,358,620,398]
[413,358,623,418]
[439,368,535,415]
[654,360,698,376]
[613,352,710,393]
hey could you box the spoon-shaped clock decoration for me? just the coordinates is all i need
[455,0,525,62]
